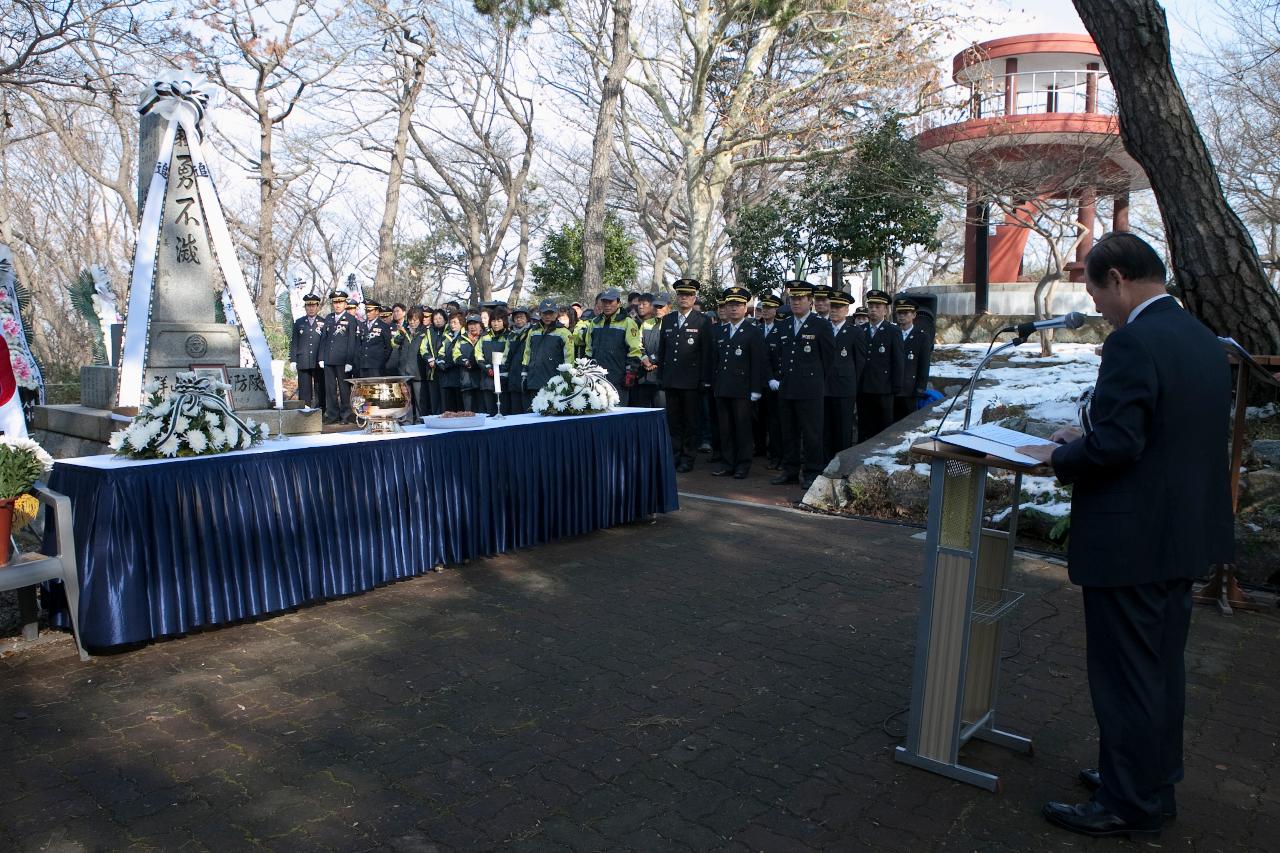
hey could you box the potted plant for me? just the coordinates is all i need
[0,436,53,564]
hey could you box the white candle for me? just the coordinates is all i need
[271,359,285,409]
[492,350,504,396]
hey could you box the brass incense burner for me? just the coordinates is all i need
[346,375,412,433]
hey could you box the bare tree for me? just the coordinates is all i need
[0,0,152,90]
[573,0,630,303]
[568,0,945,283]
[188,0,350,318]
[405,12,534,303]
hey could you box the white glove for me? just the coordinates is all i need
[288,361,296,369]
[768,379,780,392]
[318,360,325,368]
[750,392,761,402]
[345,365,352,374]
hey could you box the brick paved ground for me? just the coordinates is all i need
[2,494,1278,852]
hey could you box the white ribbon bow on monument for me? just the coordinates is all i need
[118,74,278,408]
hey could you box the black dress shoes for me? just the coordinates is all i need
[765,460,781,471]
[770,473,799,485]
[1042,800,1161,841]
[1078,768,1176,819]
[732,469,749,480]
[711,466,733,477]
[800,476,816,490]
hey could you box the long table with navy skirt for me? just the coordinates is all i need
[44,409,678,649]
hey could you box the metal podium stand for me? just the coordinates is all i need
[893,440,1044,792]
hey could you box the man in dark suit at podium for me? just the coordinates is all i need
[1018,233,1233,841]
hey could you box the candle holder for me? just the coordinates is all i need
[272,408,289,441]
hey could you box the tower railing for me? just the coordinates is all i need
[910,69,1117,137]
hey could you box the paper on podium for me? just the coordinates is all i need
[935,422,1057,466]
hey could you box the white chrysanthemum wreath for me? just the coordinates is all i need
[532,359,620,416]
[109,372,269,459]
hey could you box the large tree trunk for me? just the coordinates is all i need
[1073,0,1280,353]
[580,0,631,303]
[373,52,429,297]
[256,93,279,320]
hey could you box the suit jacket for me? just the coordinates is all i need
[770,312,835,400]
[825,321,866,398]
[1051,296,1233,586]
[290,315,325,370]
[857,321,904,396]
[355,318,393,372]
[896,325,933,397]
[657,309,714,390]
[712,321,767,399]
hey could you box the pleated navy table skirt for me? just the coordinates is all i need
[44,410,678,649]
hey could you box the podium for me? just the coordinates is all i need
[893,440,1046,791]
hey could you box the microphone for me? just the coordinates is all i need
[1003,312,1087,339]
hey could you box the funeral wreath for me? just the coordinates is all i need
[532,359,620,416]
[109,372,269,459]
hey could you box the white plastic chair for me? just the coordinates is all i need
[1,483,89,661]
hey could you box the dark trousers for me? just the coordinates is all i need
[823,395,857,460]
[463,388,485,413]
[296,366,324,408]
[893,394,919,422]
[427,380,443,415]
[442,386,463,413]
[632,384,659,408]
[409,380,428,419]
[754,387,782,464]
[356,367,383,379]
[856,392,894,442]
[665,388,702,465]
[715,396,754,472]
[323,364,352,422]
[779,396,824,479]
[509,388,528,413]
[1083,579,1192,823]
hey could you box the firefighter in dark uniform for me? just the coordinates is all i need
[355,299,393,377]
[319,289,357,424]
[585,287,643,404]
[856,289,904,442]
[812,283,833,322]
[522,299,576,397]
[657,278,714,473]
[711,287,767,479]
[768,281,835,488]
[824,290,866,459]
[893,301,934,422]
[754,293,784,469]
[289,292,326,409]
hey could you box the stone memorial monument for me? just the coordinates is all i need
[35,74,319,455]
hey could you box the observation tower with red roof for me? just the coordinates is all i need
[913,33,1149,313]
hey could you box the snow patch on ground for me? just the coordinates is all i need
[868,342,1102,519]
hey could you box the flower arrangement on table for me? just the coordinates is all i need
[0,436,54,560]
[532,358,620,416]
[108,372,269,459]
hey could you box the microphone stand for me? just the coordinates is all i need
[961,336,1027,430]
[933,331,1030,437]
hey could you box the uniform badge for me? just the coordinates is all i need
[907,352,915,360]
[878,345,885,353]
[734,347,742,356]
[840,348,847,357]
[687,337,695,346]
[804,345,811,353]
